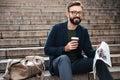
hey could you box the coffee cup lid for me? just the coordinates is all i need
[71,37,79,40]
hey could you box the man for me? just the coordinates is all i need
[44,1,113,80]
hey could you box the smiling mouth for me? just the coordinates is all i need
[74,18,80,21]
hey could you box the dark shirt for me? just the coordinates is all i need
[67,29,78,62]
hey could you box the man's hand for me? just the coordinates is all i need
[64,40,78,52]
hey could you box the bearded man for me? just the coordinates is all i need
[44,1,113,80]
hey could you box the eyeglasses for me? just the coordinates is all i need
[69,11,82,16]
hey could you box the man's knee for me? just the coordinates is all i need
[96,60,106,68]
[96,60,104,64]
[59,55,70,62]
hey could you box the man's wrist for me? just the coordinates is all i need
[64,46,69,52]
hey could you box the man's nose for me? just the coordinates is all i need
[76,14,79,17]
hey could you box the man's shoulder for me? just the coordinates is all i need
[53,21,67,28]
[78,25,88,31]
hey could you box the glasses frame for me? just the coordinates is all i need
[69,11,82,16]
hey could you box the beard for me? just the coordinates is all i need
[70,17,81,25]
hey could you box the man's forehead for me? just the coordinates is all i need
[69,6,82,11]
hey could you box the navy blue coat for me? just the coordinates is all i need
[44,21,95,75]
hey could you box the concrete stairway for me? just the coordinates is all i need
[0,0,120,80]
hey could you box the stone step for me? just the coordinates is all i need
[0,7,119,16]
[0,24,120,31]
[0,3,119,14]
[0,0,119,9]
[0,54,120,72]
[0,25,52,31]
[84,24,120,30]
[0,36,119,48]
[0,46,120,66]
[0,12,119,22]
[0,10,119,25]
[0,44,120,59]
[0,3,118,12]
[111,54,120,66]
[1,31,49,38]
[0,15,119,26]
[0,0,68,6]
[91,36,120,45]
[0,66,120,80]
[89,29,120,36]
[0,44,120,57]
[0,47,44,59]
[0,67,120,80]
[0,18,119,25]
[0,29,120,39]
[41,67,120,80]
[22,67,120,80]
[0,38,42,48]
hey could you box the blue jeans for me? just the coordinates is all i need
[53,55,113,80]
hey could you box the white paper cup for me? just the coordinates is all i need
[71,37,79,41]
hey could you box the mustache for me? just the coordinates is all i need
[73,17,80,20]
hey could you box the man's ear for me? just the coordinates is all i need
[66,12,69,18]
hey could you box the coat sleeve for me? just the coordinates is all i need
[44,25,64,56]
[83,29,95,58]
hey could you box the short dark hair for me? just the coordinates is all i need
[67,1,83,12]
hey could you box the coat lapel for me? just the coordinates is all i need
[63,21,68,45]
[76,25,82,41]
